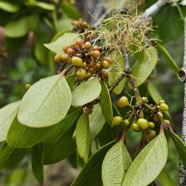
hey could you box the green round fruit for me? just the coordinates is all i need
[112,116,123,126]
[117,96,129,108]
[54,54,62,63]
[72,56,83,66]
[123,119,129,126]
[25,83,31,90]
[159,103,169,112]
[158,99,165,105]
[102,60,110,69]
[132,123,141,132]
[75,69,86,79]
[149,122,155,128]
[148,129,156,138]
[137,118,149,130]
[141,97,148,103]
[61,54,69,62]
[164,119,170,125]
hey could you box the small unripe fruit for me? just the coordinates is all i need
[132,123,141,132]
[86,71,93,78]
[149,122,155,128]
[72,56,83,66]
[102,60,110,69]
[84,41,92,50]
[76,38,83,47]
[101,70,108,78]
[112,116,123,126]
[137,118,149,130]
[104,57,112,64]
[141,97,148,103]
[61,54,69,62]
[164,119,170,125]
[75,69,86,79]
[153,111,163,122]
[117,96,129,108]
[67,47,75,55]
[158,99,165,105]
[159,103,169,112]
[54,54,62,63]
[123,119,129,126]
[148,129,156,138]
[25,83,31,90]
[91,50,100,59]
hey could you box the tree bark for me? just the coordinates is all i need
[179,17,186,186]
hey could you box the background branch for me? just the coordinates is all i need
[179,16,186,186]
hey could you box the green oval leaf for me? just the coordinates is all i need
[72,141,115,186]
[44,33,78,54]
[0,144,27,169]
[102,140,132,186]
[158,168,177,186]
[170,131,186,168]
[89,104,105,140]
[43,124,76,164]
[0,2,20,12]
[100,81,113,126]
[156,43,179,75]
[122,132,168,186]
[0,101,20,142]
[132,47,158,87]
[18,74,72,128]
[72,78,101,107]
[108,51,126,94]
[76,113,90,162]
[8,108,81,148]
[147,80,162,103]
[26,1,55,10]
[60,2,80,19]
[5,15,38,38]
[32,144,44,185]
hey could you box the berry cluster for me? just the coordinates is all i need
[112,96,170,139]
[54,38,113,80]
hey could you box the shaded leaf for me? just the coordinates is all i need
[5,15,38,38]
[158,168,177,186]
[102,140,132,186]
[0,2,20,12]
[100,81,113,126]
[154,6,183,42]
[26,1,54,10]
[170,131,186,168]
[72,78,101,107]
[72,141,115,186]
[8,108,81,148]
[0,101,20,142]
[76,113,90,162]
[43,124,76,164]
[147,80,162,103]
[0,144,27,169]
[18,74,72,127]
[89,104,105,140]
[122,132,168,186]
[44,33,78,54]
[157,43,179,75]
[32,144,44,185]
[66,73,76,90]
[109,51,126,94]
[132,47,158,87]
[60,2,80,19]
